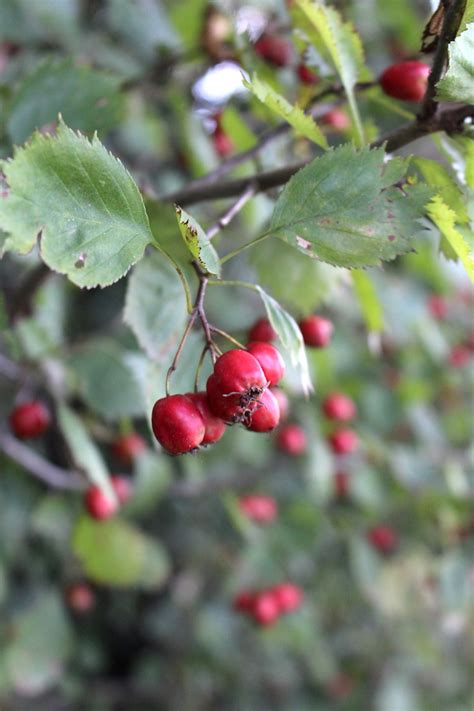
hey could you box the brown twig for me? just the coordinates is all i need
[207,184,256,239]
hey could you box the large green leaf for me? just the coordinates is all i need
[427,195,474,282]
[73,515,170,589]
[0,120,152,287]
[175,205,221,276]
[124,252,188,360]
[7,59,123,144]
[243,74,328,149]
[436,23,474,103]
[269,145,431,268]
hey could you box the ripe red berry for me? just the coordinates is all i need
[380,60,430,102]
[297,62,319,85]
[185,392,226,445]
[206,373,249,423]
[239,494,277,523]
[322,393,356,421]
[84,485,118,520]
[246,342,285,387]
[251,591,280,626]
[254,34,291,67]
[111,433,146,465]
[328,428,359,455]
[110,475,132,505]
[248,318,276,343]
[233,590,256,613]
[334,471,350,498]
[9,401,51,439]
[367,525,398,554]
[448,345,472,368]
[151,394,205,454]
[427,294,448,320]
[213,127,234,157]
[271,583,303,613]
[207,350,267,424]
[299,315,333,348]
[271,388,289,421]
[246,388,280,432]
[321,108,350,131]
[276,424,307,455]
[65,583,95,614]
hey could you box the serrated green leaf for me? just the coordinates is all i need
[255,286,312,395]
[269,145,431,268]
[414,157,468,223]
[352,270,383,333]
[124,252,188,360]
[0,120,152,287]
[436,23,474,103]
[57,404,115,501]
[427,195,474,282]
[294,0,366,145]
[175,205,221,276]
[73,515,169,589]
[7,59,123,145]
[243,74,328,149]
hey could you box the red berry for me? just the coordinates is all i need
[271,583,303,613]
[380,60,430,102]
[427,294,448,320]
[248,318,276,343]
[65,583,95,614]
[151,394,205,455]
[299,315,333,348]
[367,525,398,554]
[110,475,132,505]
[111,433,146,465]
[84,485,118,520]
[272,388,289,421]
[233,590,256,613]
[334,471,350,498]
[246,342,285,386]
[185,392,226,445]
[322,393,356,421]
[206,373,248,423]
[276,424,307,455]
[328,428,359,455]
[9,401,51,439]
[254,34,291,67]
[213,349,267,395]
[448,345,472,367]
[239,494,277,523]
[213,127,234,157]
[246,388,280,432]
[252,591,280,626]
[297,62,319,85]
[321,108,350,131]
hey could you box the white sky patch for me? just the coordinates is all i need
[192,61,248,105]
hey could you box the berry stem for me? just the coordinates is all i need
[207,184,256,240]
[165,310,198,396]
[194,345,211,392]
[209,326,246,350]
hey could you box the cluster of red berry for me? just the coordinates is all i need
[234,582,303,626]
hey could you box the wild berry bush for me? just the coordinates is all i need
[0,0,473,708]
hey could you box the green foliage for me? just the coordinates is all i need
[427,195,474,282]
[175,205,221,276]
[437,23,474,103]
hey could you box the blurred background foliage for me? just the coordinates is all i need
[0,0,473,709]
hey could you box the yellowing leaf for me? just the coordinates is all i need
[427,195,474,282]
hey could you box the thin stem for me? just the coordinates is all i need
[220,233,272,265]
[207,279,259,292]
[151,238,193,314]
[207,184,256,240]
[209,326,246,350]
[165,311,197,396]
[194,345,210,392]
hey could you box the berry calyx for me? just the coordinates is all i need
[251,591,280,626]
[254,34,291,67]
[239,494,277,523]
[322,392,357,421]
[206,373,249,423]
[271,583,303,613]
[321,108,350,131]
[65,583,95,614]
[9,401,51,439]
[246,342,285,387]
[245,388,280,432]
[367,525,398,554]
[185,392,226,445]
[110,475,132,505]
[111,433,146,465]
[299,315,333,348]
[427,294,448,320]
[152,394,206,454]
[84,485,118,521]
[297,62,319,85]
[248,318,276,343]
[276,424,307,455]
[271,388,289,421]
[328,428,359,455]
[379,60,430,102]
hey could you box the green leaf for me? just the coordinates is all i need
[427,195,474,282]
[436,23,474,103]
[269,145,431,268]
[175,205,221,276]
[7,59,123,145]
[124,252,188,360]
[243,73,328,149]
[68,340,145,420]
[414,157,468,223]
[255,286,312,395]
[294,0,366,145]
[57,404,115,501]
[73,515,170,589]
[0,119,153,287]
[352,270,383,333]
[5,592,72,696]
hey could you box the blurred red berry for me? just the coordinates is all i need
[380,61,430,102]
[246,342,285,387]
[239,494,278,523]
[254,34,291,67]
[9,401,51,439]
[277,424,307,455]
[252,591,280,626]
[329,429,359,455]
[65,583,95,614]
[323,393,356,421]
[367,525,398,554]
[111,433,146,465]
[448,345,472,368]
[271,583,303,613]
[233,590,256,613]
[110,475,132,505]
[299,315,333,348]
[248,318,276,343]
[213,127,234,157]
[84,485,118,521]
[297,62,319,85]
[321,108,350,131]
[272,388,289,421]
[427,294,448,320]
